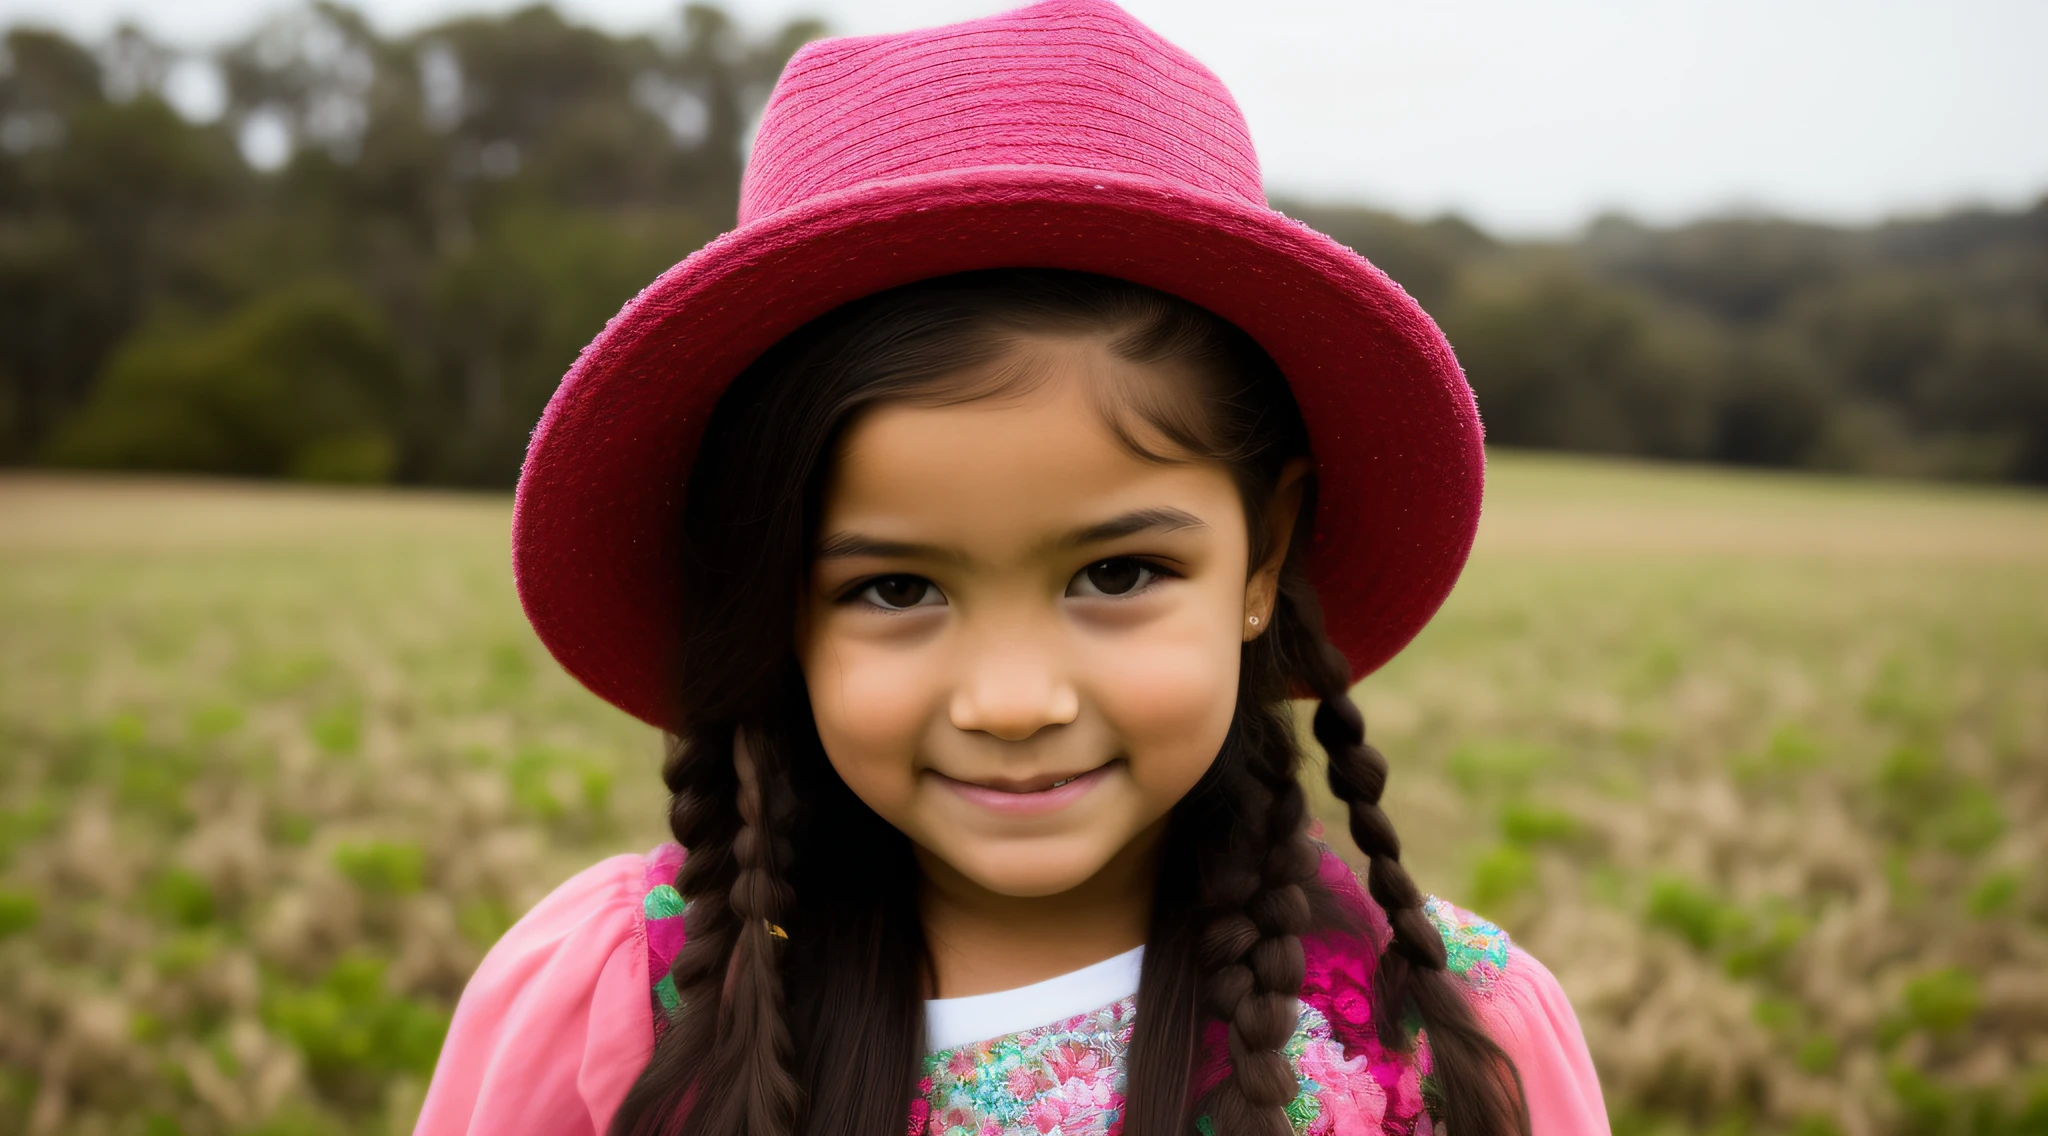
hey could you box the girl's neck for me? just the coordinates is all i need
[916,822,1163,999]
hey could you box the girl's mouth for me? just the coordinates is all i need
[932,761,1118,816]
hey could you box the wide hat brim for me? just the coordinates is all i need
[513,165,1484,732]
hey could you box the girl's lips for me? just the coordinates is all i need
[933,761,1116,816]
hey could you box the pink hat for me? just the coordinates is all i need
[513,0,1484,731]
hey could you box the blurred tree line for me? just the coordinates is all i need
[1289,201,2048,483]
[3,4,2045,486]
[0,2,818,485]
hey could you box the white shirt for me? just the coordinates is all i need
[923,945,1146,1052]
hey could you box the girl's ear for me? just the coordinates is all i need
[1244,457,1312,640]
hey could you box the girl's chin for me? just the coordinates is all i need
[936,838,1131,899]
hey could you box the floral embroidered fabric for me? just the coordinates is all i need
[914,996,1436,1136]
[637,842,1518,1135]
[1424,894,1511,993]
[643,843,688,1038]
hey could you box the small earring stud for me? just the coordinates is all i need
[1247,615,1260,626]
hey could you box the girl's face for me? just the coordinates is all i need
[798,336,1292,900]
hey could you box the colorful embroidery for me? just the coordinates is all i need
[921,999,1427,1136]
[1421,896,1511,993]
[643,845,689,1036]
[1276,1004,1397,1134]
[921,998,1133,1135]
[644,883,685,919]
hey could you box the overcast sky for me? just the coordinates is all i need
[5,0,2045,235]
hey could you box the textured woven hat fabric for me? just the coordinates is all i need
[512,0,1486,731]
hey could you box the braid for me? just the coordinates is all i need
[612,727,802,1136]
[1279,572,1531,1136]
[665,729,740,1046]
[1190,691,1321,1135]
[1309,649,1446,981]
[724,729,801,1131]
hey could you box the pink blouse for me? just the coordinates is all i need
[414,846,1609,1135]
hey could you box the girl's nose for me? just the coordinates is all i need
[948,647,1081,741]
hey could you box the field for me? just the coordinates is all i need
[1,456,2044,1136]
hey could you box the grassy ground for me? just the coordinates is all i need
[0,456,2043,1136]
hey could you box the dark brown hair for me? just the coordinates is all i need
[609,269,1527,1136]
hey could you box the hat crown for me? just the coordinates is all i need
[739,0,1264,226]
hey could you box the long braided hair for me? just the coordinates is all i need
[608,269,1527,1136]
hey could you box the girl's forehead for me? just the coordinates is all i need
[821,354,1241,551]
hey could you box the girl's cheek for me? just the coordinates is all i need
[1084,606,1241,793]
[802,632,939,801]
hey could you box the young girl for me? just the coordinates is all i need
[416,3,1606,1134]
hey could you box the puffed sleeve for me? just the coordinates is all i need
[413,852,655,1136]
[1469,946,1610,1136]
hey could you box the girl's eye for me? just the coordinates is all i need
[1067,557,1165,598]
[854,575,944,610]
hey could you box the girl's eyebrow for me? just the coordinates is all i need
[813,533,961,562]
[813,507,1209,563]
[1058,507,1209,548]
